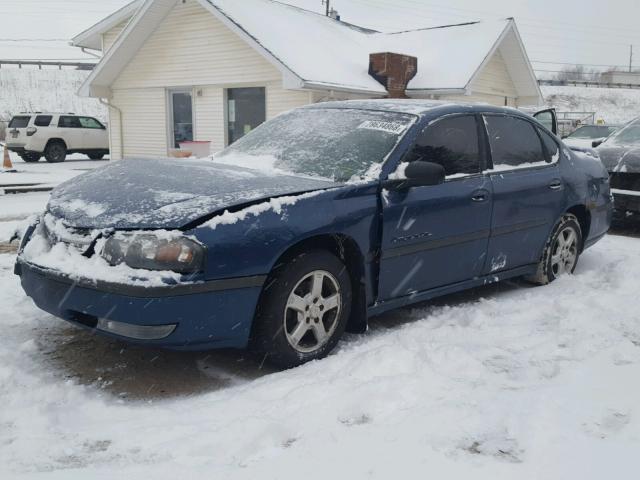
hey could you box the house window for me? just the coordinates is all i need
[226,87,266,145]
[169,89,194,148]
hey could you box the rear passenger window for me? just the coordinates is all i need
[78,117,104,129]
[58,116,82,128]
[537,127,560,163]
[407,115,480,176]
[34,115,52,127]
[8,116,30,128]
[484,115,546,170]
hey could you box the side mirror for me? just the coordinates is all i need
[592,139,603,148]
[384,161,445,190]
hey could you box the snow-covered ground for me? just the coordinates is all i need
[542,85,640,125]
[1,232,640,478]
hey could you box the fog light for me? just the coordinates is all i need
[96,318,176,340]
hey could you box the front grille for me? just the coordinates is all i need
[609,172,640,192]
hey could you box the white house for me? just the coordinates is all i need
[72,0,543,160]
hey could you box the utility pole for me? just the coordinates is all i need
[322,0,330,16]
[630,44,633,73]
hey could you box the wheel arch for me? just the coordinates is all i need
[566,204,591,251]
[262,233,368,335]
[45,138,68,150]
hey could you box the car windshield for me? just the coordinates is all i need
[214,108,415,182]
[606,122,640,146]
[568,125,617,139]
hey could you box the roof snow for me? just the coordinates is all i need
[74,0,539,99]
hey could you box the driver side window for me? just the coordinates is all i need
[406,115,480,177]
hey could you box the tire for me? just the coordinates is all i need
[44,142,66,163]
[88,152,104,160]
[527,213,582,285]
[251,250,352,369]
[20,153,41,163]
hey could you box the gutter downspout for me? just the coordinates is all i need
[80,47,102,59]
[99,98,123,160]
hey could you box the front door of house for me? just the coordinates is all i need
[169,89,194,148]
[226,87,266,145]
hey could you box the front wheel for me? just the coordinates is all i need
[44,142,66,163]
[251,250,352,369]
[527,213,582,285]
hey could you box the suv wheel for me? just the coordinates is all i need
[44,142,66,163]
[20,153,41,163]
[251,250,352,369]
[88,152,104,160]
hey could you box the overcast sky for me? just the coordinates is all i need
[2,0,639,76]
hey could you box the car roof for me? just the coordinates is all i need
[13,112,81,116]
[303,99,531,119]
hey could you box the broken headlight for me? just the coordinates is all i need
[101,233,205,274]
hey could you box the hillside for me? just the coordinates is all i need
[541,85,640,124]
[0,68,106,121]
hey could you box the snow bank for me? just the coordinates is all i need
[2,235,640,478]
[542,85,640,125]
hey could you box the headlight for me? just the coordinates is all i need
[101,233,205,274]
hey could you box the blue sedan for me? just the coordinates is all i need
[15,100,612,368]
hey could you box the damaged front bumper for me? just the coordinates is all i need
[15,258,265,349]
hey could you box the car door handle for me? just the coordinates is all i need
[549,180,563,190]
[471,191,489,202]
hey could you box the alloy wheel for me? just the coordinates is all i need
[284,270,342,353]
[551,226,578,276]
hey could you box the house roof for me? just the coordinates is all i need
[74,0,541,103]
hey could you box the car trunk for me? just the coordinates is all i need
[6,115,31,147]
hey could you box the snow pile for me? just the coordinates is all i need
[542,85,640,125]
[1,234,640,477]
[0,69,106,121]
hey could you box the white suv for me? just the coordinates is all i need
[5,112,109,163]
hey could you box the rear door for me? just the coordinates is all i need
[378,114,493,300]
[6,115,32,147]
[482,114,565,274]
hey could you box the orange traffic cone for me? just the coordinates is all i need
[2,144,16,171]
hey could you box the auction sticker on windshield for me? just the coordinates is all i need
[358,120,408,135]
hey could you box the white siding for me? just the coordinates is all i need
[107,0,319,157]
[113,0,281,90]
[102,20,128,53]
[467,50,517,104]
[110,88,167,159]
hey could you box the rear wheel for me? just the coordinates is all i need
[527,213,582,285]
[87,152,105,160]
[20,152,41,163]
[44,142,66,163]
[251,250,352,369]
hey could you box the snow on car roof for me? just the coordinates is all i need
[207,0,512,93]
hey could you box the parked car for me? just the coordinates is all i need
[5,112,109,163]
[562,124,620,150]
[15,101,612,368]
[595,117,640,223]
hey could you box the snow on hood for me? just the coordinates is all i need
[47,158,337,229]
[597,145,640,173]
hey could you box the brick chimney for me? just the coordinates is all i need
[368,52,418,98]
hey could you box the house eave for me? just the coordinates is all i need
[301,80,387,97]
[71,0,142,50]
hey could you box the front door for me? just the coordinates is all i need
[378,114,493,300]
[169,89,194,149]
[482,114,566,274]
[226,87,266,145]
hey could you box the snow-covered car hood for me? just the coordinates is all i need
[596,145,640,173]
[47,158,337,229]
